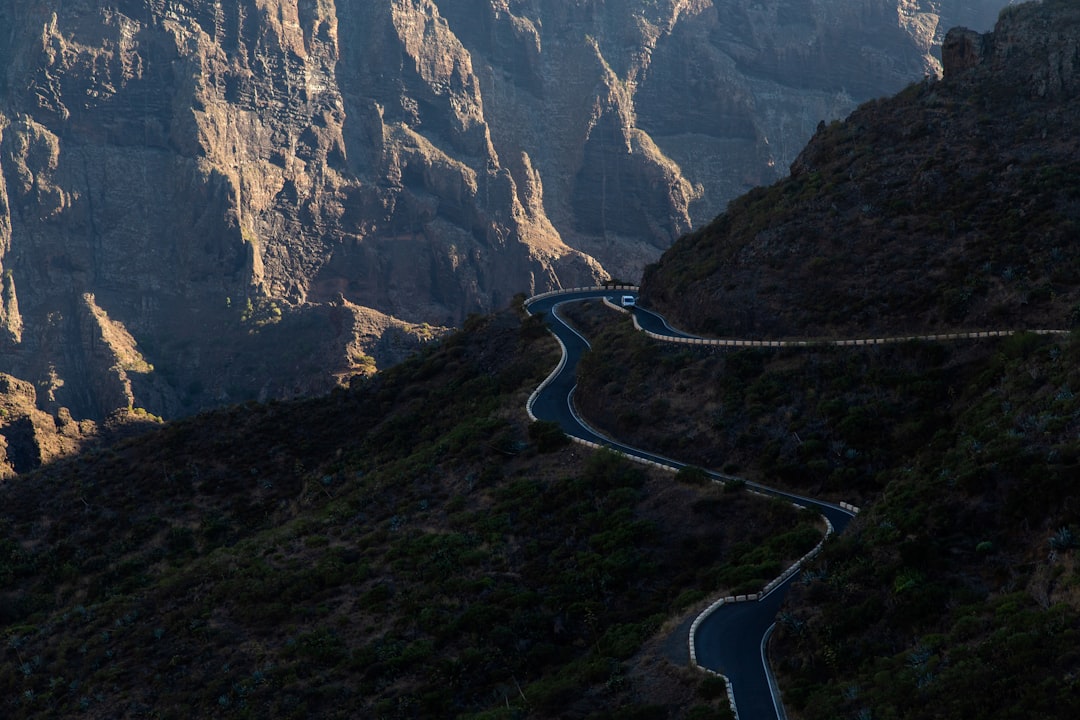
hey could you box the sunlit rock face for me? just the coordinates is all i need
[0,0,1005,420]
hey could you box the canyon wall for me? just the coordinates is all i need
[0,0,1007,424]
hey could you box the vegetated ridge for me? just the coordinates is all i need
[571,295,1080,719]
[642,0,1080,341]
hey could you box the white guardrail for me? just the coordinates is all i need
[524,285,1069,720]
[630,318,1070,347]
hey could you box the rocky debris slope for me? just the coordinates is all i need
[0,0,1005,423]
[642,0,1080,340]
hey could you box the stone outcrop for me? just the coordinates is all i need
[944,0,1080,97]
[942,27,991,77]
[0,0,1007,423]
[0,372,96,478]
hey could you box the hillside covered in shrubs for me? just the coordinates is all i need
[0,308,822,719]
[566,299,1080,719]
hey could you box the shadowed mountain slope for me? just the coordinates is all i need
[642,0,1080,341]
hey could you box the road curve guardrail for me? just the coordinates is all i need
[524,284,639,307]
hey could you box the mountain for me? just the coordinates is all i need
[595,2,1080,718]
[572,257,1080,720]
[0,0,1007,432]
[4,3,1080,719]
[641,0,1080,339]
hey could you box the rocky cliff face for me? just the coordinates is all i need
[944,0,1080,95]
[0,0,1007,422]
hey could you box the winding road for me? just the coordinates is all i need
[525,287,857,720]
[527,286,1070,718]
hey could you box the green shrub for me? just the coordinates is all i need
[529,420,569,452]
[698,674,728,700]
[678,466,710,485]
